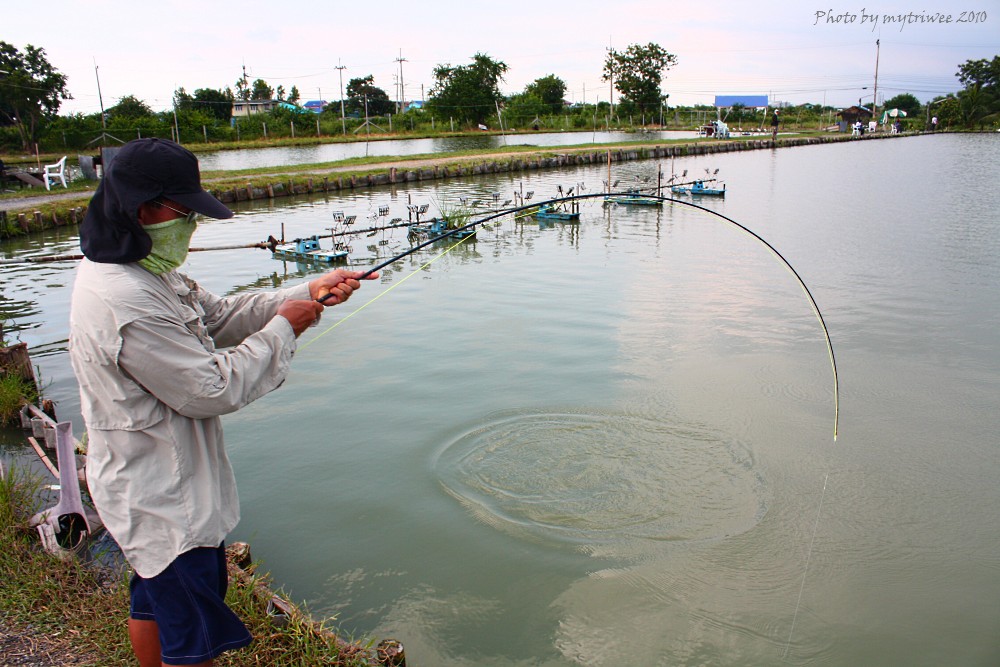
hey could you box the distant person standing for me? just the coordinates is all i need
[770,109,779,140]
[931,115,938,131]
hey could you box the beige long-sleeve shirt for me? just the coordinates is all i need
[69,259,310,577]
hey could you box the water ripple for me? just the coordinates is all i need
[434,409,767,549]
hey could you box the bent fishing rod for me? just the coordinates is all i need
[319,192,840,441]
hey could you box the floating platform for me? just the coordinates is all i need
[670,180,726,197]
[604,193,663,207]
[271,236,348,263]
[534,203,580,221]
[408,218,477,242]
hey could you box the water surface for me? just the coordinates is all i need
[196,129,700,171]
[2,134,998,666]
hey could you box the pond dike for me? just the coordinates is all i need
[1,131,913,235]
[212,131,908,204]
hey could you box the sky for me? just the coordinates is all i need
[6,0,999,116]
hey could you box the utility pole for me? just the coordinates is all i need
[172,94,180,143]
[364,94,370,152]
[336,60,347,135]
[395,49,407,113]
[93,59,109,147]
[872,39,880,124]
[608,38,615,118]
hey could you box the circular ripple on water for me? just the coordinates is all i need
[434,410,767,547]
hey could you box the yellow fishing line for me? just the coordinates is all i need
[299,234,474,350]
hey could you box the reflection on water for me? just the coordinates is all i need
[196,129,699,171]
[3,135,999,666]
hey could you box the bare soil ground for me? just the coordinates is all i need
[0,617,98,666]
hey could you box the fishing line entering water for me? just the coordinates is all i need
[783,472,829,660]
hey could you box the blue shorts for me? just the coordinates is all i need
[130,543,252,665]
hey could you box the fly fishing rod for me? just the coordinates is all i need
[319,192,840,440]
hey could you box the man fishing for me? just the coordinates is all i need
[68,137,377,666]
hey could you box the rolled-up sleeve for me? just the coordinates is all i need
[198,282,311,348]
[118,313,297,419]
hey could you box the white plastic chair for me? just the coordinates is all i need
[43,156,68,190]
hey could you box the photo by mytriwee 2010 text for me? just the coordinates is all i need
[813,9,988,31]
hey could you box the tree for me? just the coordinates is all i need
[954,55,1000,128]
[234,76,250,101]
[276,85,287,101]
[882,93,921,117]
[524,75,566,114]
[957,56,1000,89]
[193,88,234,122]
[288,86,301,104]
[504,92,548,127]
[929,95,960,128]
[345,75,393,116]
[428,53,508,125]
[174,87,194,111]
[175,87,232,122]
[107,95,153,121]
[603,43,677,115]
[250,79,274,101]
[0,41,70,151]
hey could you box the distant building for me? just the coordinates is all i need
[278,101,310,114]
[303,100,327,113]
[837,106,872,123]
[406,100,424,112]
[231,99,279,117]
[836,105,873,129]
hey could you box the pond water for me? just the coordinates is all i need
[195,129,701,171]
[2,134,999,666]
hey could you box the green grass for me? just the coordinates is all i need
[437,201,476,230]
[0,464,381,665]
[0,462,128,664]
[0,373,37,425]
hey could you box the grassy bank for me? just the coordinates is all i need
[0,462,386,666]
[1,130,844,237]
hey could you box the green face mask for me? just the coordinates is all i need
[137,213,198,275]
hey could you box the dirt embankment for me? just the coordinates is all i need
[0,149,584,213]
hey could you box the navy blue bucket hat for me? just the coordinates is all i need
[80,138,233,263]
